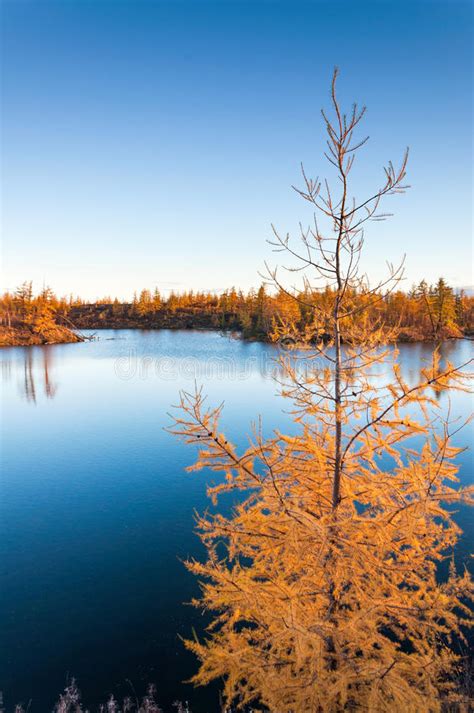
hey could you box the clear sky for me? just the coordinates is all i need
[1,0,472,300]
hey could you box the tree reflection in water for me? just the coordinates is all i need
[20,347,58,403]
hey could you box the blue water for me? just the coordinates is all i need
[0,331,472,711]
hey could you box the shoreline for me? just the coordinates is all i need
[1,323,471,348]
[0,324,84,348]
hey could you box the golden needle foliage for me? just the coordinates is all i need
[171,71,473,712]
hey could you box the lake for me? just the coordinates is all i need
[1,330,472,711]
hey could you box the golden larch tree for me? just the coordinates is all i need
[171,70,473,712]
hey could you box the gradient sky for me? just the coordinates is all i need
[1,0,472,300]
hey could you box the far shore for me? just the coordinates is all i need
[1,323,472,348]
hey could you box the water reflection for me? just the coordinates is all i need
[1,347,58,403]
[23,351,37,403]
[2,337,470,407]
[0,331,471,713]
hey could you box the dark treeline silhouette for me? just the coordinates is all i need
[1,278,473,345]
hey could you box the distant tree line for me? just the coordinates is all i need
[1,278,473,343]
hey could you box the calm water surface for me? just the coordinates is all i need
[1,330,472,711]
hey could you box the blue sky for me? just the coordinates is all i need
[1,0,472,300]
